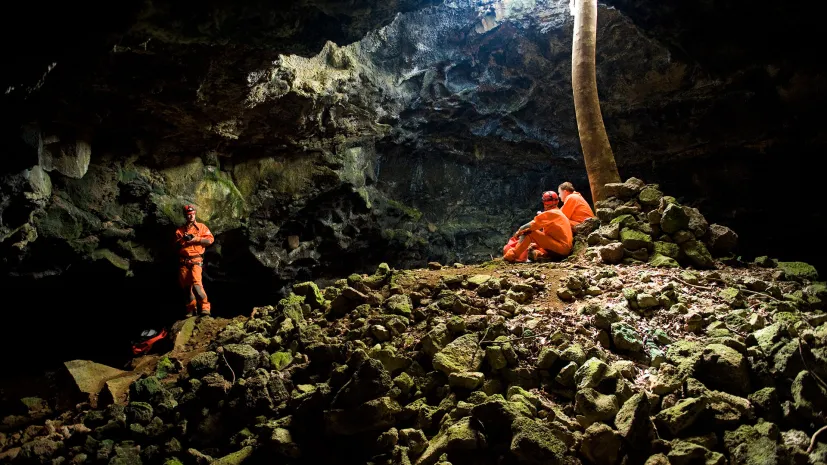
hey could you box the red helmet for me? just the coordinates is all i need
[542,191,559,204]
[183,204,196,214]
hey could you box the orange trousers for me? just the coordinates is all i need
[179,259,210,314]
[511,230,572,259]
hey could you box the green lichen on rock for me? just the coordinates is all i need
[654,241,680,259]
[385,199,423,222]
[610,214,636,228]
[638,187,663,206]
[33,195,101,240]
[270,352,293,371]
[293,282,325,309]
[681,240,714,269]
[510,417,567,464]
[384,294,412,317]
[91,248,131,272]
[654,397,706,436]
[660,203,689,234]
[278,293,306,325]
[620,228,653,250]
[649,253,679,268]
[777,261,819,281]
[158,156,246,233]
[233,156,328,199]
[155,356,175,379]
[212,446,254,465]
[432,333,483,374]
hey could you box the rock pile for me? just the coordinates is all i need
[574,177,739,269]
[1,259,826,465]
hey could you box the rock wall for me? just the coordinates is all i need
[1,0,825,330]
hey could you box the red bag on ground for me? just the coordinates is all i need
[502,236,529,262]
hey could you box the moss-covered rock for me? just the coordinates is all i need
[270,352,293,371]
[681,240,715,269]
[611,322,643,353]
[278,293,306,325]
[777,261,819,281]
[654,397,706,436]
[574,388,620,427]
[614,393,655,444]
[90,248,131,272]
[649,253,679,268]
[510,417,567,465]
[212,446,254,465]
[660,203,689,234]
[432,333,483,375]
[610,214,636,228]
[653,241,680,258]
[621,228,653,250]
[159,157,246,234]
[574,358,609,389]
[384,294,412,317]
[293,282,325,309]
[696,344,751,395]
[638,187,663,207]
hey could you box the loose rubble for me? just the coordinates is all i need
[1,183,826,465]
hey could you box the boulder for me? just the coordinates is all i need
[649,253,679,268]
[59,360,136,408]
[598,242,625,264]
[654,397,706,436]
[324,397,402,435]
[448,372,484,390]
[385,294,413,317]
[223,344,260,376]
[575,388,620,427]
[696,344,751,395]
[575,358,610,390]
[574,217,601,236]
[510,417,567,465]
[189,351,219,376]
[580,423,622,465]
[293,282,325,309]
[614,393,655,444]
[638,187,663,207]
[660,204,689,234]
[654,241,680,259]
[776,262,819,281]
[603,183,637,200]
[620,229,653,250]
[705,224,738,255]
[681,240,715,269]
[683,206,709,238]
[611,323,644,353]
[432,333,483,375]
[332,358,392,408]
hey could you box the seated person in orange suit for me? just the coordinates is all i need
[558,181,595,227]
[503,191,573,262]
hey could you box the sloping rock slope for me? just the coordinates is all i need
[1,244,825,465]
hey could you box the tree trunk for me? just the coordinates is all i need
[572,0,621,202]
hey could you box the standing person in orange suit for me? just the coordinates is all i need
[504,191,573,262]
[175,204,214,317]
[558,182,595,227]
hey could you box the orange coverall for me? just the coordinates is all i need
[560,192,595,227]
[176,221,214,314]
[507,208,573,261]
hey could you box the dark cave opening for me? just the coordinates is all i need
[0,260,271,381]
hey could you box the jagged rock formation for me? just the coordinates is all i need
[2,0,826,288]
[1,255,825,464]
[0,0,825,377]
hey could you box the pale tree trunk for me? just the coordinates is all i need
[572,0,621,202]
